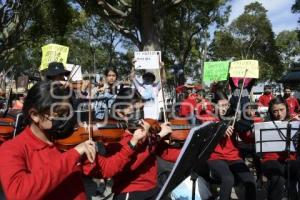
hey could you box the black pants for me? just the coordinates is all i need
[262,160,300,200]
[113,187,159,200]
[207,159,256,200]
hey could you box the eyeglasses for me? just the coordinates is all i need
[43,112,70,121]
[218,103,230,108]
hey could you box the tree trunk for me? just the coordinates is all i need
[140,0,160,51]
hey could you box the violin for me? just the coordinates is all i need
[0,116,16,142]
[54,118,162,151]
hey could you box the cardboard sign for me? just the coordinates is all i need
[134,51,161,70]
[229,60,259,78]
[203,61,229,81]
[40,44,69,71]
[16,75,29,89]
[65,64,82,81]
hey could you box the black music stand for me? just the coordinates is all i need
[156,121,229,200]
[254,121,300,200]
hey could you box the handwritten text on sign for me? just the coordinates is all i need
[229,60,259,78]
[134,51,161,70]
[203,61,229,81]
[40,44,69,71]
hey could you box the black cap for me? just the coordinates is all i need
[45,62,70,78]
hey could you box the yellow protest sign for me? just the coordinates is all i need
[40,44,69,71]
[229,60,259,78]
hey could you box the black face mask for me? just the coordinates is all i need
[284,93,291,98]
[44,115,77,139]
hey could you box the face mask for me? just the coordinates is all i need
[264,91,271,95]
[284,93,291,98]
[44,115,76,139]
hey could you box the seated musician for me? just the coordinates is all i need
[261,96,300,200]
[0,81,147,200]
[207,91,256,200]
[106,88,181,200]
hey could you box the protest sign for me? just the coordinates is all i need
[134,51,161,70]
[203,61,229,81]
[229,60,259,78]
[65,64,82,81]
[40,44,69,71]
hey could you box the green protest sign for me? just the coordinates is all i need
[203,61,230,81]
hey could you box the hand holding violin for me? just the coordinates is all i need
[74,140,97,163]
[158,122,172,138]
[131,128,147,146]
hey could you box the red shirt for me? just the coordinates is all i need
[285,96,299,116]
[106,131,180,194]
[0,127,135,200]
[179,96,197,117]
[209,120,253,161]
[258,94,274,107]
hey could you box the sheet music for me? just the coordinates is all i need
[254,121,300,153]
[156,122,213,200]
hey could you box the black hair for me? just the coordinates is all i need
[268,95,289,121]
[111,88,143,110]
[212,90,228,104]
[22,81,71,125]
[104,67,118,78]
[196,89,206,97]
[264,85,272,89]
[284,85,291,90]
[142,72,156,84]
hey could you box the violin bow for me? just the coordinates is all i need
[157,59,168,123]
[232,69,248,127]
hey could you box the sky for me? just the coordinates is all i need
[228,0,299,34]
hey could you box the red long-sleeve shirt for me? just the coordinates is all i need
[209,121,254,161]
[258,94,274,107]
[105,131,181,194]
[285,96,299,116]
[0,126,135,200]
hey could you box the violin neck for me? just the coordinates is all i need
[171,125,196,130]
[0,121,14,126]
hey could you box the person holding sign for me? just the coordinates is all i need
[207,91,256,200]
[260,96,300,200]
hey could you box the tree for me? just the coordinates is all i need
[74,0,184,50]
[209,2,283,80]
[161,0,231,77]
[276,30,300,70]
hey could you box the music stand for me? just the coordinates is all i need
[254,121,300,200]
[156,121,229,200]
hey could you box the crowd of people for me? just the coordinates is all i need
[0,61,299,200]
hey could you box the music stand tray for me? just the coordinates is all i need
[156,121,229,200]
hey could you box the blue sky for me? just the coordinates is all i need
[229,0,299,34]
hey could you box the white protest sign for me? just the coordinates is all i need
[65,64,83,81]
[230,60,259,78]
[134,51,161,70]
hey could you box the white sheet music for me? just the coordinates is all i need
[254,121,300,153]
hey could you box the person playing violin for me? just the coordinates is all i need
[105,88,181,200]
[0,81,148,200]
[207,91,256,200]
[93,67,121,120]
[261,96,300,200]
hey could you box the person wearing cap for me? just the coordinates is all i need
[44,62,71,81]
[258,85,274,107]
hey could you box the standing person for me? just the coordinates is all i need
[131,70,161,120]
[0,81,147,200]
[261,96,300,200]
[283,86,299,117]
[93,67,121,120]
[258,85,274,107]
[207,91,257,200]
[107,88,181,200]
